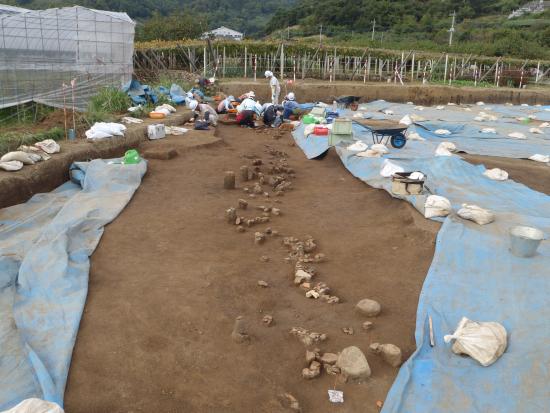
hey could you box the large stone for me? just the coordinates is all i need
[336,346,371,382]
[370,343,402,367]
[355,299,381,317]
[320,352,338,365]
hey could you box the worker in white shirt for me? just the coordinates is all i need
[264,71,280,105]
[189,100,218,126]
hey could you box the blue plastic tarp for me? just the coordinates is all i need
[291,102,550,413]
[0,159,147,410]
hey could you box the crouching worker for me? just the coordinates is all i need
[217,95,235,114]
[236,96,262,128]
[190,100,218,128]
[262,103,284,128]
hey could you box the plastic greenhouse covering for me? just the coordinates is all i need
[0,5,135,111]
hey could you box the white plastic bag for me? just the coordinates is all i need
[436,105,445,110]
[157,103,176,113]
[357,149,381,158]
[444,317,507,367]
[508,132,526,140]
[529,154,550,163]
[435,142,456,157]
[539,122,550,128]
[0,160,24,171]
[1,398,64,413]
[382,109,394,115]
[399,114,412,125]
[85,122,126,140]
[347,141,368,152]
[457,204,495,225]
[483,168,508,181]
[407,132,425,141]
[434,129,451,135]
[424,195,452,218]
[371,143,389,154]
[380,159,404,177]
[1,151,36,165]
[529,127,543,134]
[34,139,60,154]
[481,128,496,134]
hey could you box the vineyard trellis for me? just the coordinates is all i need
[133,41,550,88]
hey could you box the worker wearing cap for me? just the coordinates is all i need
[236,96,261,128]
[190,100,218,126]
[282,92,299,119]
[217,95,235,114]
[264,71,280,105]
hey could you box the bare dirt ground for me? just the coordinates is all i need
[62,124,548,413]
[63,125,441,413]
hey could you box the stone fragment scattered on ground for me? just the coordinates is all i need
[237,226,245,233]
[260,255,270,262]
[294,269,313,285]
[231,316,250,343]
[320,353,338,365]
[305,350,318,364]
[262,315,273,326]
[224,171,236,189]
[325,364,341,375]
[362,321,374,331]
[290,327,327,346]
[336,346,371,382]
[238,199,248,209]
[356,298,381,317]
[226,207,237,223]
[369,343,403,367]
[279,393,301,412]
[239,165,249,181]
[302,360,321,379]
[305,290,320,299]
[253,183,263,194]
[254,232,266,245]
[257,280,269,288]
[342,327,354,335]
[271,208,281,216]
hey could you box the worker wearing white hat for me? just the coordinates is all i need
[264,71,280,105]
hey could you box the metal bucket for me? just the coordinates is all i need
[510,226,545,258]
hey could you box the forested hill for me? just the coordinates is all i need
[266,0,532,33]
[4,0,295,36]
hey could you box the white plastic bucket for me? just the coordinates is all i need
[510,226,545,258]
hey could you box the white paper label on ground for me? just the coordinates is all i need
[328,390,344,403]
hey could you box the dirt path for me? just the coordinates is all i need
[64,125,440,412]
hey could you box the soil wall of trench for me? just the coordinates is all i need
[0,112,193,210]
[219,80,550,106]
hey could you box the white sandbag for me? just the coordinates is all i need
[18,145,51,161]
[154,107,172,116]
[508,132,526,140]
[1,398,64,413]
[409,171,425,180]
[0,160,24,171]
[357,149,381,158]
[122,116,144,124]
[380,159,404,177]
[157,103,176,113]
[414,105,425,111]
[407,132,425,141]
[483,168,508,181]
[529,154,550,163]
[529,127,544,134]
[371,143,389,154]
[481,128,496,134]
[399,115,412,126]
[424,195,452,218]
[457,203,495,225]
[410,114,425,122]
[382,109,394,115]
[34,139,60,154]
[434,129,451,135]
[406,101,414,105]
[85,129,112,140]
[436,105,445,110]
[435,142,457,157]
[474,116,485,122]
[539,122,550,128]
[165,126,189,135]
[528,114,537,120]
[444,317,507,367]
[463,107,472,112]
[521,103,529,107]
[447,102,456,106]
[27,153,43,163]
[1,151,36,165]
[347,141,368,152]
[303,124,315,137]
[476,101,485,106]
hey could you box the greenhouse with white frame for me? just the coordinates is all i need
[0,5,135,111]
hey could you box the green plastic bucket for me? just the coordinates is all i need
[123,149,141,165]
[302,114,318,124]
